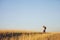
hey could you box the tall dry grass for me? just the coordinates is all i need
[0,30,60,40]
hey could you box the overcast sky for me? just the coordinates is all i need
[0,0,60,32]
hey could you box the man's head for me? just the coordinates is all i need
[43,25,46,29]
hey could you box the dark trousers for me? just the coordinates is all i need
[43,29,46,33]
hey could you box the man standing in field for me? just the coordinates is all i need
[43,25,46,33]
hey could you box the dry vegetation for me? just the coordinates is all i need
[0,30,60,40]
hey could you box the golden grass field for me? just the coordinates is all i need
[0,30,60,40]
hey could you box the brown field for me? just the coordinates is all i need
[0,30,60,40]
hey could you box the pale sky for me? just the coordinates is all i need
[0,0,60,32]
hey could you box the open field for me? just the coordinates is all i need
[0,30,60,40]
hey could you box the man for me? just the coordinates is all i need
[43,25,46,33]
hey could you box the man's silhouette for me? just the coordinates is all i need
[43,25,46,33]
